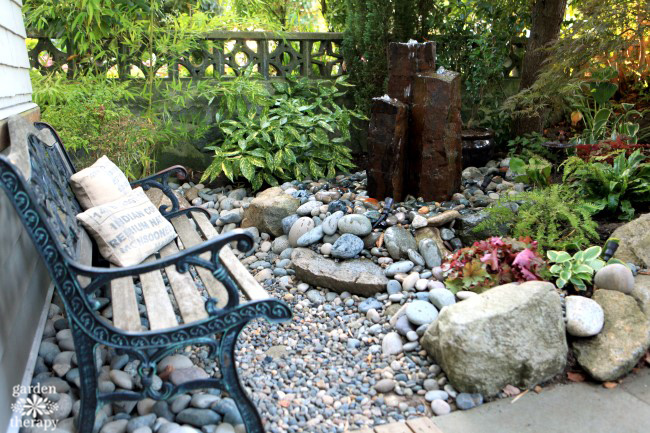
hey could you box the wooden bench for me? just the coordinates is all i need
[0,122,292,433]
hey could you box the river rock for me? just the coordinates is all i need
[429,288,456,309]
[385,261,414,277]
[331,234,364,259]
[297,200,323,216]
[241,187,300,236]
[611,213,650,267]
[422,281,567,395]
[382,332,404,356]
[573,290,650,381]
[594,264,634,294]
[322,211,345,235]
[337,214,372,236]
[288,217,315,247]
[565,295,604,337]
[291,248,388,296]
[296,225,324,247]
[419,239,442,268]
[405,300,438,326]
[384,226,417,260]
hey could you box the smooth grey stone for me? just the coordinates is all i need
[337,214,372,236]
[359,298,382,313]
[382,332,403,356]
[455,392,484,410]
[387,280,402,295]
[296,225,324,247]
[176,409,221,427]
[429,288,456,309]
[405,300,438,326]
[126,414,156,433]
[331,234,364,259]
[419,239,442,268]
[322,211,345,235]
[297,200,323,216]
[385,261,414,277]
[407,249,425,267]
[425,390,448,402]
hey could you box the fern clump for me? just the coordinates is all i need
[474,185,600,251]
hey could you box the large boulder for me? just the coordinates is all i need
[631,275,650,320]
[241,187,300,236]
[611,213,650,267]
[573,289,650,382]
[291,248,388,296]
[421,281,567,396]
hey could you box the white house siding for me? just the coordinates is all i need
[0,0,36,120]
[0,2,51,433]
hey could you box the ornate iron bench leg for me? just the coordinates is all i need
[220,323,264,433]
[71,322,100,433]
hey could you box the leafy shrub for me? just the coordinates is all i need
[575,136,650,162]
[202,76,364,190]
[507,132,556,161]
[443,237,549,294]
[32,72,158,178]
[563,149,650,220]
[546,246,624,291]
[474,185,600,251]
[509,156,552,187]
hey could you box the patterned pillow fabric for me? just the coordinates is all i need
[77,187,177,266]
[69,156,132,209]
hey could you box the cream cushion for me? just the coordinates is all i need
[77,187,177,266]
[69,156,132,209]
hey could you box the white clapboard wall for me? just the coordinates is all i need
[0,1,51,433]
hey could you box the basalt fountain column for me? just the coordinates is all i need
[367,41,462,202]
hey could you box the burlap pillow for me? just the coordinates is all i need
[77,187,177,267]
[70,156,132,209]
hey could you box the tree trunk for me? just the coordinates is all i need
[514,0,567,135]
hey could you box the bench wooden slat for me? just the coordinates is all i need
[171,216,229,308]
[109,268,142,332]
[192,211,270,301]
[140,257,179,330]
[159,241,209,324]
[406,418,444,433]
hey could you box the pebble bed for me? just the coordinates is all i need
[28,159,531,433]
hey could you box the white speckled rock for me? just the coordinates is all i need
[565,295,605,337]
[288,217,315,247]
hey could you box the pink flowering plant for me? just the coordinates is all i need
[442,237,550,294]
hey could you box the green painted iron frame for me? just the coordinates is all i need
[0,122,292,433]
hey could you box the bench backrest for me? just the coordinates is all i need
[4,123,85,261]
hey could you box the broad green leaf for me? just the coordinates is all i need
[240,158,255,181]
[548,251,571,263]
[582,246,602,261]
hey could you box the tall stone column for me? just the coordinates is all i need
[366,96,409,201]
[366,40,461,202]
[409,69,462,201]
[386,41,436,104]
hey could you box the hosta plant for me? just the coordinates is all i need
[202,75,364,190]
[509,156,552,187]
[443,237,549,294]
[547,245,628,291]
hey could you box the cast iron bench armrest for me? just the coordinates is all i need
[69,228,254,313]
[130,165,189,217]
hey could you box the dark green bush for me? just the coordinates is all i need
[202,76,364,190]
